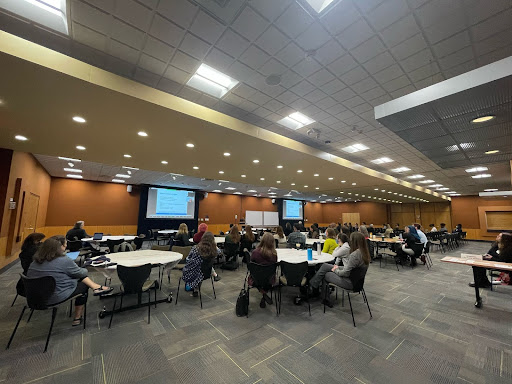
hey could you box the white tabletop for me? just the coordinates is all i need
[158,230,178,234]
[188,237,225,244]
[82,235,136,242]
[106,250,182,268]
[305,238,324,245]
[277,249,334,265]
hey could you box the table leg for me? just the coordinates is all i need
[472,266,482,308]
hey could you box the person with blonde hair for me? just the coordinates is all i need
[225,224,241,245]
[274,226,287,244]
[249,232,278,308]
[174,223,192,246]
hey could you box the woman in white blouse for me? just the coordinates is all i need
[333,233,350,266]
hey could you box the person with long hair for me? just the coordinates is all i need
[359,225,370,239]
[384,224,393,238]
[193,223,208,243]
[27,236,112,326]
[309,232,370,306]
[333,233,350,266]
[174,223,192,246]
[308,224,319,239]
[274,226,287,244]
[19,232,45,274]
[241,225,256,251]
[322,228,338,254]
[284,222,293,236]
[225,224,241,245]
[182,232,222,296]
[249,232,278,308]
[470,232,512,287]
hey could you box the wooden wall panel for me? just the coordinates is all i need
[486,211,512,230]
[304,202,323,224]
[452,196,512,229]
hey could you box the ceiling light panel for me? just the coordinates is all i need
[304,0,336,13]
[471,174,491,178]
[186,64,238,98]
[342,143,369,153]
[407,174,424,179]
[465,167,488,173]
[277,112,315,130]
[392,167,410,173]
[371,157,393,164]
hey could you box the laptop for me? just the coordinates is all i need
[66,251,80,260]
[93,232,103,240]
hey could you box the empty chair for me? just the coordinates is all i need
[106,238,124,253]
[421,241,433,269]
[278,261,310,316]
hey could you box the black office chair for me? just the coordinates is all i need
[323,267,372,327]
[106,238,124,253]
[278,261,310,316]
[222,242,240,264]
[421,241,433,269]
[108,264,157,328]
[246,262,278,317]
[132,236,144,250]
[175,258,216,309]
[7,274,87,352]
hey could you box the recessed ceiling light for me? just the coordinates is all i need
[72,116,86,123]
[186,143,194,148]
[234,192,242,195]
[112,179,125,183]
[392,167,411,173]
[211,190,222,193]
[161,161,168,164]
[381,190,385,192]
[407,174,424,179]
[436,187,449,191]
[63,168,81,173]
[138,131,148,137]
[352,183,356,185]
[314,174,319,177]
[418,180,435,184]
[466,167,488,173]
[225,187,236,190]
[67,162,74,167]
[76,145,86,150]
[67,174,82,179]
[277,165,283,169]
[297,170,302,173]
[122,166,139,170]
[186,63,239,98]
[241,174,246,178]
[277,181,281,183]
[15,135,28,141]
[445,191,457,194]
[472,174,491,178]
[341,180,346,183]
[253,159,259,163]
[485,149,499,154]
[484,189,498,192]
[428,184,443,188]
[223,152,230,157]
[328,177,333,180]
[342,143,369,153]
[260,177,265,180]
[193,166,199,170]
[277,112,315,130]
[127,171,131,175]
[59,156,81,162]
[449,193,461,196]
[291,183,295,186]
[304,0,337,13]
[219,171,224,174]
[371,157,393,164]
[315,187,319,190]
[124,154,131,158]
[472,115,495,123]
[304,185,308,187]
[115,174,131,178]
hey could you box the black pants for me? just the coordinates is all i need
[473,267,490,286]
[68,280,89,306]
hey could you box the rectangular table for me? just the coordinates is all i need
[82,235,136,242]
[441,256,512,308]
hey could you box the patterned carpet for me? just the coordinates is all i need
[0,241,511,384]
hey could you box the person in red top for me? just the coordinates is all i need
[249,232,278,308]
[193,223,208,243]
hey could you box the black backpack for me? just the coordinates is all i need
[236,277,249,317]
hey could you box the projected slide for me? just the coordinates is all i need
[282,199,303,220]
[146,187,195,219]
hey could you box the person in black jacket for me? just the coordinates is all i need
[470,232,512,287]
[66,221,90,241]
[174,223,193,246]
[19,232,45,274]
[284,222,293,236]
[398,225,423,267]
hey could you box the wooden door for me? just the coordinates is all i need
[19,192,40,242]
[342,213,360,225]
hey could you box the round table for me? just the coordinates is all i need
[158,230,178,234]
[277,248,334,265]
[82,235,136,242]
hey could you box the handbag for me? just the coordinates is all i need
[236,274,249,317]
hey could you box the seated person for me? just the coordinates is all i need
[249,233,278,308]
[286,224,306,247]
[470,232,512,288]
[308,224,319,239]
[359,225,370,239]
[453,224,463,233]
[398,226,423,267]
[333,233,350,266]
[193,223,208,243]
[367,224,375,234]
[224,225,241,262]
[174,223,193,246]
[273,226,287,244]
[19,232,45,275]
[27,236,112,326]
[322,228,338,254]
[309,232,370,307]
[241,225,256,252]
[182,232,222,296]
[438,223,448,233]
[429,224,437,232]
[383,224,394,238]
[66,221,90,241]
[284,222,293,236]
[413,224,427,245]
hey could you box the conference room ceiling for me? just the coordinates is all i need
[0,0,511,196]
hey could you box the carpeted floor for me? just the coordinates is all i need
[0,240,511,384]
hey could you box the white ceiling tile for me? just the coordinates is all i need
[408,61,440,82]
[316,96,337,109]
[203,48,234,71]
[336,18,374,50]
[179,33,211,60]
[304,89,328,103]
[414,73,444,89]
[260,82,286,98]
[327,54,358,76]
[350,35,387,63]
[477,43,512,66]
[80,0,114,13]
[239,45,270,70]
[301,104,321,116]
[252,106,273,118]
[400,48,433,72]
[143,37,174,62]
[275,90,300,105]
[431,31,471,59]
[342,95,365,108]
[366,0,409,31]
[321,79,346,95]
[133,67,160,87]
[423,12,467,44]
[228,60,255,82]
[274,1,314,38]
[171,50,200,73]
[71,1,110,35]
[357,0,387,13]
[292,58,322,77]
[157,77,181,94]
[474,28,512,56]
[360,85,386,101]
[109,39,139,64]
[465,0,512,25]
[231,83,257,98]
[438,46,474,71]
[279,70,302,88]
[250,0,293,22]
[352,103,373,114]
[332,87,356,102]
[295,22,331,51]
[111,18,145,49]
[391,33,428,60]
[138,0,158,9]
[373,63,404,83]
[275,42,305,67]
[260,58,288,76]
[232,6,269,41]
[250,90,273,105]
[368,93,392,107]
[115,0,152,30]
[390,84,416,98]
[189,10,226,44]
[290,80,316,97]
[308,68,335,86]
[149,15,185,47]
[73,23,107,51]
[223,92,244,106]
[138,53,166,75]
[382,74,411,92]
[179,86,202,102]
[264,99,286,112]
[320,0,361,35]
[196,93,218,108]
[362,51,395,74]
[156,0,197,29]
[350,77,378,94]
[255,26,290,56]
[163,65,190,84]
[216,29,250,58]
[470,7,512,42]
[379,14,420,48]
[339,66,368,86]
[314,39,345,65]
[415,0,463,29]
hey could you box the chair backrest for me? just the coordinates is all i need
[21,274,56,310]
[223,242,239,257]
[278,243,288,249]
[117,264,152,294]
[247,262,277,289]
[151,245,171,251]
[280,261,308,286]
[200,257,215,280]
[133,237,144,250]
[67,240,82,252]
[424,241,431,253]
[172,245,192,261]
[348,266,368,293]
[106,238,124,253]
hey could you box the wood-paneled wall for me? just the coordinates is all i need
[390,202,452,231]
[304,201,388,225]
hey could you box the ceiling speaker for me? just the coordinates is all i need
[127,185,132,193]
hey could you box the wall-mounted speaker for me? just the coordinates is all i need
[271,198,276,204]
[127,185,132,193]
[204,192,208,199]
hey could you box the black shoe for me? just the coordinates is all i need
[260,298,266,308]
[263,293,273,305]
[214,275,221,282]
[322,299,333,308]
[193,291,198,297]
[469,281,491,288]
[309,287,320,298]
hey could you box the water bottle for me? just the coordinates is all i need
[307,248,313,261]
[317,241,322,256]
